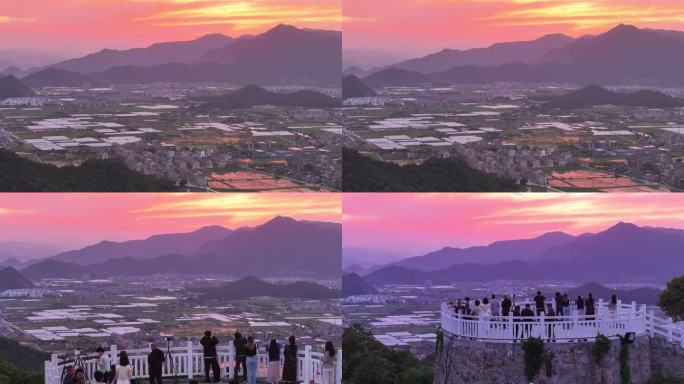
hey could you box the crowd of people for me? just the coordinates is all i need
[61,332,338,384]
[446,291,621,341]
[448,291,620,319]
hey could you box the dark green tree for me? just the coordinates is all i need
[659,275,684,322]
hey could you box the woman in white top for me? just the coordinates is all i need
[321,341,336,384]
[112,351,133,384]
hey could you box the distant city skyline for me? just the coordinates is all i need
[0,193,341,249]
[344,0,684,57]
[343,194,684,255]
[0,0,341,57]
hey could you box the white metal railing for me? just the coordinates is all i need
[44,342,342,384]
[441,300,684,347]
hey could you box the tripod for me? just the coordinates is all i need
[164,339,179,384]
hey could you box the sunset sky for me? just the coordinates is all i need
[0,0,341,57]
[0,193,340,249]
[344,0,684,58]
[343,194,684,256]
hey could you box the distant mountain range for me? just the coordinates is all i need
[51,34,234,73]
[0,75,35,98]
[0,267,34,290]
[51,225,232,265]
[361,222,684,284]
[200,276,339,299]
[567,282,661,306]
[364,24,684,87]
[544,85,684,108]
[22,216,341,279]
[342,75,376,99]
[342,273,378,296]
[199,85,340,109]
[21,25,340,87]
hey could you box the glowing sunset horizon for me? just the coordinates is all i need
[344,0,684,57]
[0,0,341,57]
[0,193,341,249]
[343,194,684,255]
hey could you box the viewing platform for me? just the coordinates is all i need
[44,342,342,384]
[440,300,684,346]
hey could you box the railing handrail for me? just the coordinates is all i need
[440,301,684,348]
[44,342,343,384]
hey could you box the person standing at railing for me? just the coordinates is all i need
[608,294,619,319]
[96,347,112,384]
[576,295,585,316]
[491,295,501,317]
[546,303,557,341]
[322,341,336,384]
[512,305,522,340]
[113,351,132,384]
[201,330,220,383]
[234,332,247,382]
[282,335,298,383]
[562,294,570,317]
[554,292,563,316]
[245,336,258,384]
[147,343,165,384]
[586,293,596,320]
[521,304,534,339]
[534,291,546,316]
[481,297,491,317]
[267,339,281,384]
[501,295,512,317]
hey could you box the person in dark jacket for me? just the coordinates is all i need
[200,330,220,383]
[282,335,298,382]
[233,332,247,382]
[501,295,513,316]
[585,293,596,320]
[147,343,165,384]
[534,291,546,316]
[521,304,535,339]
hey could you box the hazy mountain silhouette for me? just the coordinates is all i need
[342,75,376,99]
[366,223,684,284]
[0,75,35,98]
[366,25,684,86]
[343,273,378,296]
[201,276,339,299]
[203,24,341,86]
[199,85,341,109]
[22,68,94,87]
[567,282,661,306]
[24,217,341,279]
[51,34,233,73]
[394,33,575,73]
[395,232,575,271]
[0,267,34,290]
[50,226,233,265]
[545,85,684,108]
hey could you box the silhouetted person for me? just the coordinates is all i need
[585,293,596,320]
[233,332,247,382]
[201,331,220,383]
[576,295,585,316]
[608,293,618,318]
[546,303,556,341]
[246,336,258,384]
[94,371,106,384]
[76,370,87,384]
[147,343,165,384]
[491,295,500,317]
[554,292,563,316]
[521,304,535,339]
[501,295,512,316]
[282,335,298,383]
[267,339,281,384]
[513,305,522,339]
[534,291,546,316]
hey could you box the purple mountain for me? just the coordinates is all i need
[394,231,575,271]
[50,34,233,74]
[51,225,232,265]
[393,33,575,73]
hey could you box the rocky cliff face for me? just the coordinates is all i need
[434,335,680,384]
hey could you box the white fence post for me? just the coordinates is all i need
[335,349,343,384]
[187,340,194,379]
[304,345,312,383]
[110,345,118,365]
[680,322,684,349]
[228,343,235,379]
